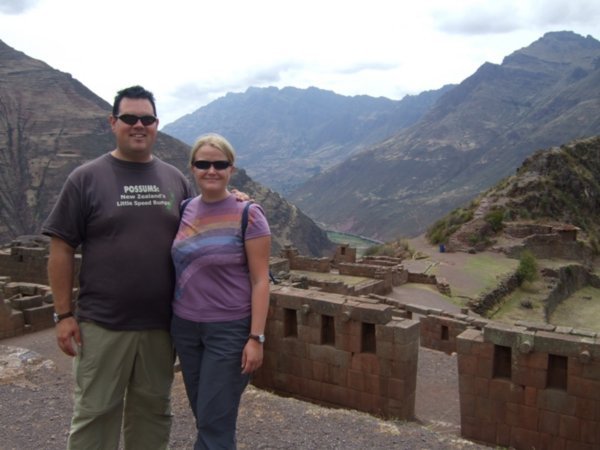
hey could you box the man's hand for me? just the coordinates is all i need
[56,317,81,357]
[231,188,251,202]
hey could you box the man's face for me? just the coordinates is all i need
[110,98,159,162]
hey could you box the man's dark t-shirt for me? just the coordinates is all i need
[42,153,194,331]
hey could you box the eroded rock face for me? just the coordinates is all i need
[0,345,55,387]
[0,40,190,245]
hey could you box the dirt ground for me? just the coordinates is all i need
[0,238,497,449]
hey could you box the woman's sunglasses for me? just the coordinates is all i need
[193,160,232,170]
[116,114,158,126]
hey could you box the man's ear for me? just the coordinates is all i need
[108,115,117,130]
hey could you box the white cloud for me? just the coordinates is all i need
[0,0,598,125]
[0,0,39,15]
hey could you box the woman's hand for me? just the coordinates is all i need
[241,339,263,374]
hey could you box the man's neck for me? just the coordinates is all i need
[111,148,153,163]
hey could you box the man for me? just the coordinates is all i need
[43,85,194,449]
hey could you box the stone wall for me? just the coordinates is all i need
[543,265,596,320]
[280,245,331,273]
[457,322,600,449]
[504,234,593,266]
[332,244,356,266]
[0,281,65,338]
[0,237,80,338]
[295,277,388,297]
[252,285,420,420]
[468,272,521,316]
[407,272,452,296]
[0,247,49,286]
[338,262,408,289]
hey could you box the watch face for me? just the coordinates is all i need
[250,334,265,343]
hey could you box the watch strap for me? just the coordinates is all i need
[54,311,74,323]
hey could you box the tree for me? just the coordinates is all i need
[516,250,538,283]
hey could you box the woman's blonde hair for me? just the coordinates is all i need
[189,133,236,167]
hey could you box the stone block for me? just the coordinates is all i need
[568,375,600,400]
[538,434,566,450]
[387,377,405,401]
[389,319,420,345]
[538,409,561,435]
[458,353,478,376]
[350,353,380,375]
[559,414,581,440]
[574,397,597,419]
[475,355,493,379]
[535,330,596,358]
[10,295,43,311]
[537,389,576,415]
[457,328,484,352]
[580,419,600,445]
[515,351,548,370]
[509,426,540,450]
[482,321,521,347]
[524,386,538,406]
[582,361,600,380]
[307,344,351,368]
[22,303,53,330]
[513,366,547,389]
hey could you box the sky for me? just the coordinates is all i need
[0,0,599,126]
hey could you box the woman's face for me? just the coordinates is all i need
[191,144,233,200]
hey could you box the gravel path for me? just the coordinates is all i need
[0,239,495,449]
[0,329,492,450]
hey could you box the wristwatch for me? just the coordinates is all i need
[248,334,266,344]
[53,311,74,324]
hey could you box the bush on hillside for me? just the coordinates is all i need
[484,208,505,232]
[426,207,474,244]
[516,250,538,283]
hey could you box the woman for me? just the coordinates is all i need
[171,133,271,450]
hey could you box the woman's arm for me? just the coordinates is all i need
[241,234,271,374]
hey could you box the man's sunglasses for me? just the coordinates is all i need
[193,160,232,170]
[116,114,158,126]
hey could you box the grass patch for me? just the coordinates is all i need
[550,286,600,331]
[434,253,519,300]
[489,281,547,324]
[327,231,380,257]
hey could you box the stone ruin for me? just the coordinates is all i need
[0,235,79,338]
[0,235,598,448]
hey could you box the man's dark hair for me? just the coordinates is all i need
[112,85,157,117]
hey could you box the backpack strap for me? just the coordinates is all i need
[240,201,252,242]
[240,202,278,284]
[179,197,193,217]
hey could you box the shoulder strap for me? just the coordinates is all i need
[241,201,278,284]
[179,197,193,217]
[241,202,252,242]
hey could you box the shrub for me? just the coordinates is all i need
[426,208,474,244]
[484,208,505,232]
[516,250,538,283]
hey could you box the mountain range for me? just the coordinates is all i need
[1,30,600,255]
[0,40,332,256]
[162,85,452,195]
[163,31,600,241]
